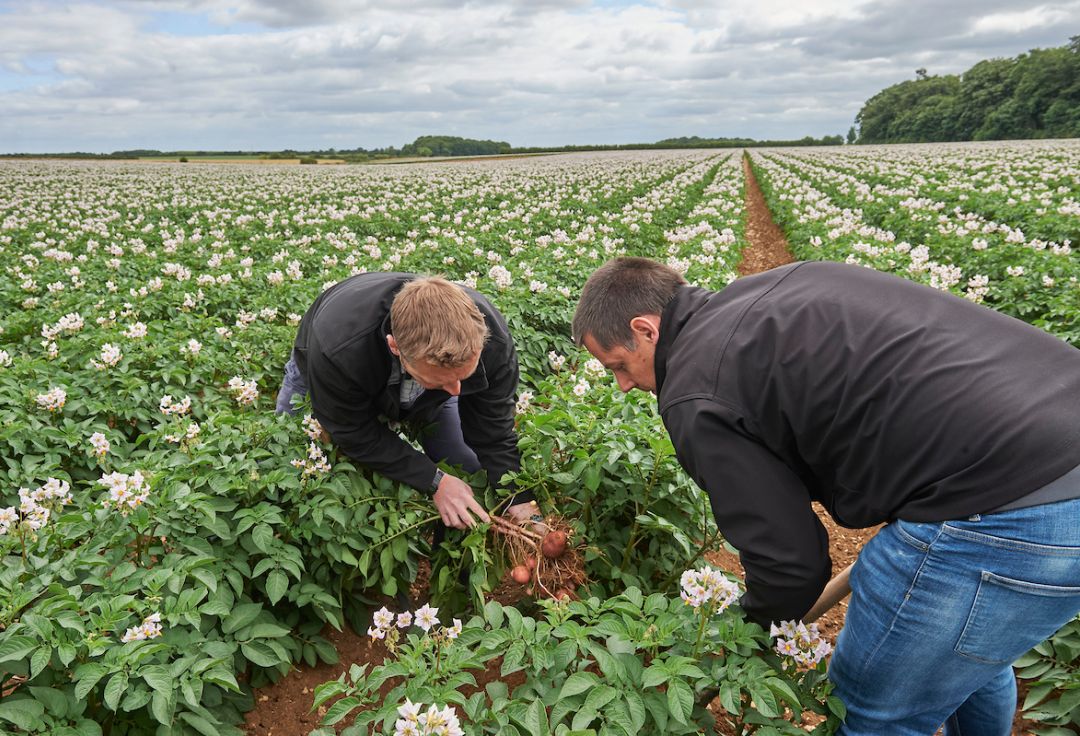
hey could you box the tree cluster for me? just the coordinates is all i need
[854,37,1080,144]
[400,135,511,157]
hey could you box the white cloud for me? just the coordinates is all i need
[0,0,1076,152]
[971,5,1074,34]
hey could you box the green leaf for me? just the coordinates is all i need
[29,685,69,718]
[571,707,599,731]
[765,677,802,709]
[241,641,280,667]
[73,719,103,736]
[0,635,37,664]
[604,699,635,736]
[190,567,219,592]
[718,681,741,714]
[323,696,361,725]
[266,570,289,605]
[522,699,549,736]
[504,605,524,636]
[179,711,222,736]
[104,672,129,711]
[58,642,77,666]
[121,688,153,713]
[484,600,505,628]
[200,599,232,618]
[249,622,292,639]
[30,645,51,678]
[748,682,780,718]
[203,668,241,693]
[675,662,707,679]
[0,699,45,730]
[586,643,624,680]
[73,663,110,700]
[561,671,601,699]
[641,665,668,688]
[151,689,175,725]
[222,602,263,634]
[502,640,526,675]
[312,680,348,708]
[582,685,619,714]
[666,679,693,725]
[141,664,174,693]
[624,690,647,732]
[1059,687,1080,713]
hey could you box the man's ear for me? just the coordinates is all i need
[629,315,661,344]
[386,334,400,356]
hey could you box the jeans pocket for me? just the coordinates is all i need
[955,571,1080,665]
[893,519,934,551]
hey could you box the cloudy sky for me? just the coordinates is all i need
[1,0,1077,152]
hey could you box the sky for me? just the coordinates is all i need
[0,0,1077,153]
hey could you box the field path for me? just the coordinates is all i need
[738,154,795,275]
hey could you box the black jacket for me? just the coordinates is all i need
[656,261,1080,625]
[293,272,522,494]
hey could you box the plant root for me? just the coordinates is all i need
[488,514,587,600]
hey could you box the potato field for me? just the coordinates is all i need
[0,142,1077,736]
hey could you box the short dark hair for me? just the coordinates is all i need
[572,258,687,349]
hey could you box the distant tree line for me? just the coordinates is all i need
[509,134,843,153]
[853,36,1080,144]
[2,132,847,162]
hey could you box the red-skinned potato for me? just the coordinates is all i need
[541,530,567,558]
[510,565,531,584]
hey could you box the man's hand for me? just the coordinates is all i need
[433,473,491,529]
[505,500,547,532]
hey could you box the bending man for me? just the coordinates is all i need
[573,257,1080,736]
[278,273,534,529]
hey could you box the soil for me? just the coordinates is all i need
[241,155,1037,736]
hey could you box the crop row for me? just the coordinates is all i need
[750,140,1080,344]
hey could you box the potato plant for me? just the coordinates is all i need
[311,586,843,736]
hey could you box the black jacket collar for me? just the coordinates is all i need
[655,285,713,396]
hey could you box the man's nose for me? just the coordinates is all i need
[616,376,634,393]
[445,381,462,396]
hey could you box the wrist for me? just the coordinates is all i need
[430,468,445,492]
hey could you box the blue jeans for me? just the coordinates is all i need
[275,355,480,472]
[829,496,1080,735]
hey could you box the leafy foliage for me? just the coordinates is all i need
[854,38,1080,143]
[311,591,843,736]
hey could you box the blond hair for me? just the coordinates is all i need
[390,277,489,367]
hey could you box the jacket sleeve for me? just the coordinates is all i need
[306,348,438,492]
[458,337,531,503]
[663,398,831,627]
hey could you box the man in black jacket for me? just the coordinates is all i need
[573,257,1080,735]
[278,273,534,529]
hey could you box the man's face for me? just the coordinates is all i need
[387,336,480,396]
[583,330,658,394]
